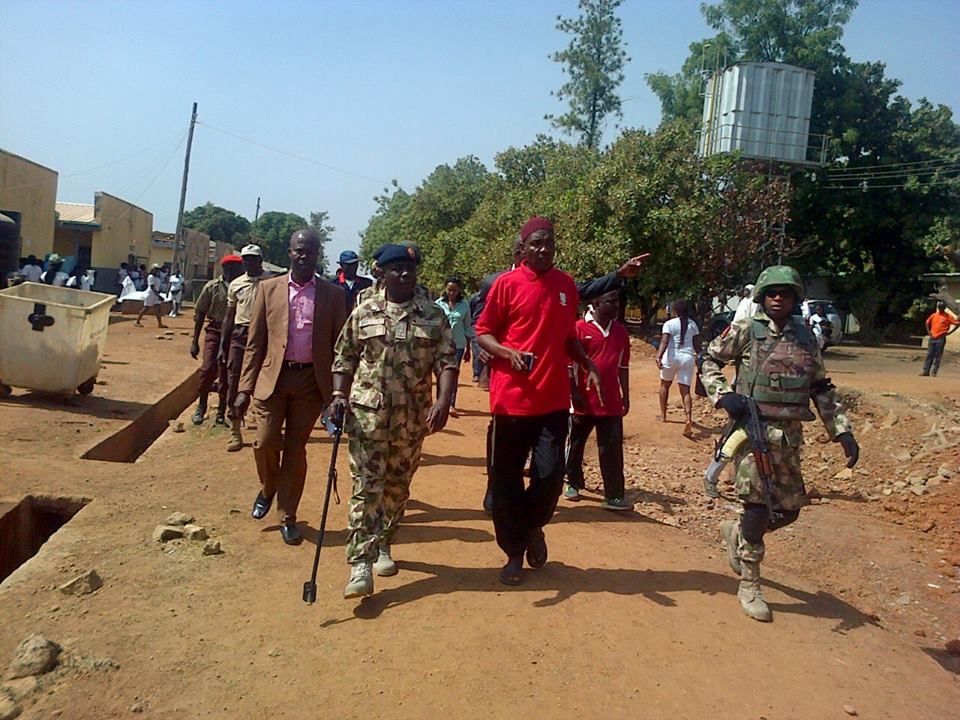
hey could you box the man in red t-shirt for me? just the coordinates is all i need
[564,290,631,510]
[922,301,960,376]
[476,216,601,586]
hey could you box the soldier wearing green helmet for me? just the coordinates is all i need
[700,265,859,622]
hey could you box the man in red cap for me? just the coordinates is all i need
[190,255,244,425]
[476,216,603,585]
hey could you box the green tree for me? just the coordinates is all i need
[251,211,309,267]
[547,0,628,149]
[308,210,334,275]
[360,157,492,291]
[182,202,250,246]
[647,0,960,336]
[646,0,856,128]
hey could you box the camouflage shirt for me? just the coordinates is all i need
[333,286,458,439]
[701,311,852,444]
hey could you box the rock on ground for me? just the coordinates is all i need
[0,676,37,701]
[152,525,184,543]
[5,636,60,679]
[183,524,208,541]
[0,693,20,720]
[165,512,193,526]
[58,570,103,596]
[202,540,223,556]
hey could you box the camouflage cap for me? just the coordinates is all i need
[753,265,804,302]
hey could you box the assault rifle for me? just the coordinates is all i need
[744,397,776,521]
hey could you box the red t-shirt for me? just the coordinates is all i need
[572,317,630,416]
[475,263,579,416]
[927,310,960,339]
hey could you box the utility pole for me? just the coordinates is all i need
[251,196,261,243]
[172,102,198,274]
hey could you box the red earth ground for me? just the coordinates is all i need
[0,313,958,719]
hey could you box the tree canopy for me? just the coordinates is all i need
[352,1,957,338]
[251,211,310,268]
[182,202,250,246]
[644,0,959,335]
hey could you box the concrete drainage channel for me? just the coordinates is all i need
[0,496,90,584]
[81,370,200,463]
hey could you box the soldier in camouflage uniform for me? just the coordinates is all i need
[331,243,459,599]
[701,265,860,622]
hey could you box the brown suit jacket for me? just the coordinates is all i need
[238,274,348,402]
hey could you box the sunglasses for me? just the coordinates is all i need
[764,288,794,299]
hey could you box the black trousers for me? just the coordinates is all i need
[565,414,625,500]
[491,411,569,558]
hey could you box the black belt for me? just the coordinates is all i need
[283,361,313,370]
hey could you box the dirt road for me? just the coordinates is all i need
[0,317,957,719]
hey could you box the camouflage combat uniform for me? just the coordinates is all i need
[702,311,851,511]
[333,286,457,564]
[702,310,852,588]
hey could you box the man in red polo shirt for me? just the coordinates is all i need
[476,216,602,585]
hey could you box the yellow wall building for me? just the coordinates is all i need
[0,149,58,259]
[54,192,154,272]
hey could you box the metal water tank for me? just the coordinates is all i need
[699,62,816,164]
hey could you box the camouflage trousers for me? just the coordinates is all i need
[344,427,425,565]
[731,421,809,512]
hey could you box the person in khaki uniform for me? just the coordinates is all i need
[220,244,266,451]
[235,230,347,545]
[700,265,859,622]
[190,254,244,425]
[331,243,458,599]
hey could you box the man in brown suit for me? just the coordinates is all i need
[235,229,348,545]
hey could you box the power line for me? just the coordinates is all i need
[1,132,186,192]
[196,121,390,185]
[116,132,192,198]
[825,162,959,180]
[821,165,960,185]
[822,176,960,190]
[115,131,188,220]
[826,156,957,176]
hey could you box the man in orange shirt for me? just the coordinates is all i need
[921,301,960,377]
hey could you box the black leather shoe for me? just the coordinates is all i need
[280,522,302,545]
[526,528,547,569]
[251,491,274,520]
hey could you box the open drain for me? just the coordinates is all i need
[81,370,200,463]
[0,495,90,583]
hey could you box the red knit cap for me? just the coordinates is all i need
[519,216,554,242]
[220,254,242,265]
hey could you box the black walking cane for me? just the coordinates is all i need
[302,403,345,604]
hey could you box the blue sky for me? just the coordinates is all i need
[2,0,957,264]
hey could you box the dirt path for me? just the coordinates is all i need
[0,323,958,719]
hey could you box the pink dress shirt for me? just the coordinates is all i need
[285,275,316,363]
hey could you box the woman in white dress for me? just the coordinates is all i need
[136,265,167,328]
[655,299,701,436]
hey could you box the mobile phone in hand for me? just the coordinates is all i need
[522,352,536,373]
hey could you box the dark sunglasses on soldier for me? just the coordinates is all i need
[764,287,793,299]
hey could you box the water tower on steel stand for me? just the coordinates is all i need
[697,56,828,264]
